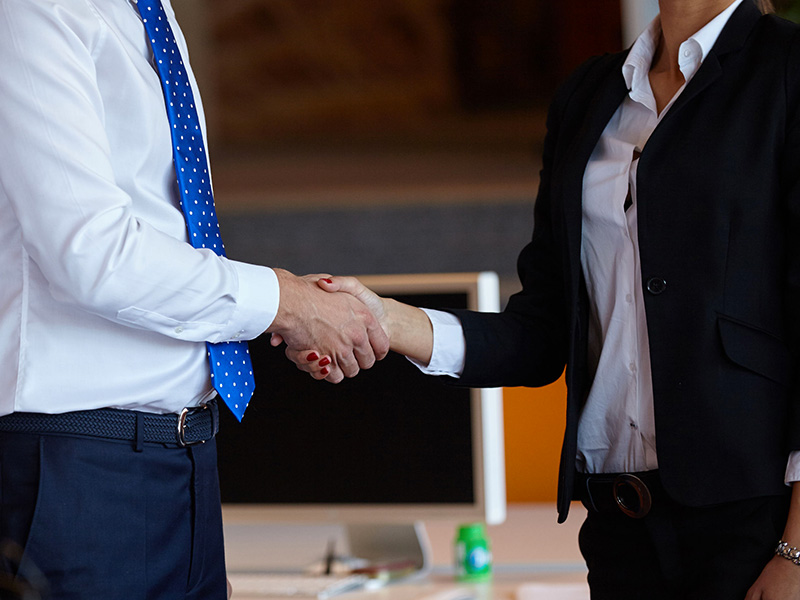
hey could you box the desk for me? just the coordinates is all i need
[225,503,589,600]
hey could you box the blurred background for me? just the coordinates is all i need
[173,0,798,503]
[176,0,659,308]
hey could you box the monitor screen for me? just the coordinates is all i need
[217,314,475,505]
[218,273,505,569]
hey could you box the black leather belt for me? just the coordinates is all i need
[575,470,664,519]
[0,400,218,448]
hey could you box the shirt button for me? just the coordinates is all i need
[625,293,633,303]
[174,326,184,334]
[646,277,667,295]
[684,50,690,57]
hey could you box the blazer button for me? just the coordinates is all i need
[646,277,667,295]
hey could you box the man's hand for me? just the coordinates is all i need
[277,276,389,381]
[266,269,389,383]
[283,275,434,382]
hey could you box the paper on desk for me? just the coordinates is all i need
[515,582,589,600]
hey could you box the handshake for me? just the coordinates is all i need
[266,269,433,383]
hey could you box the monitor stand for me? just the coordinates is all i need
[222,519,433,578]
[345,522,432,578]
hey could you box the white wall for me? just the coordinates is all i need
[621,0,660,46]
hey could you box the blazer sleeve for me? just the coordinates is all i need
[782,30,800,449]
[446,57,604,389]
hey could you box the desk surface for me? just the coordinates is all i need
[225,503,589,600]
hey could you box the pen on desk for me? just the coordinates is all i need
[324,537,336,575]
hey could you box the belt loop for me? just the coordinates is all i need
[134,412,144,452]
[584,477,602,513]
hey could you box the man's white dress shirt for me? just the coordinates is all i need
[0,0,279,415]
[417,1,800,477]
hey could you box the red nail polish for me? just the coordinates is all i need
[306,352,319,361]
[319,357,331,367]
[322,278,333,284]
[321,367,329,376]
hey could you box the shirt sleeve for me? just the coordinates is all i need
[0,0,275,343]
[226,262,280,340]
[785,451,800,485]
[407,309,466,377]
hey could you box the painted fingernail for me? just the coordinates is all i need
[319,357,331,367]
[322,278,333,284]
[306,352,319,361]
[321,367,329,376]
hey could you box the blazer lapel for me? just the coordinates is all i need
[664,53,722,119]
[561,64,629,289]
[655,0,761,123]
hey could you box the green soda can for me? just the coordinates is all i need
[454,523,492,582]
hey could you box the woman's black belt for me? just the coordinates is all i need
[0,400,218,448]
[574,470,664,519]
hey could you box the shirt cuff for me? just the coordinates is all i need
[223,261,279,341]
[785,451,800,485]
[406,308,466,377]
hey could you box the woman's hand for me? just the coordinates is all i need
[747,483,800,599]
[278,275,435,382]
[273,276,389,383]
[266,272,388,383]
[745,555,800,600]
[317,277,388,330]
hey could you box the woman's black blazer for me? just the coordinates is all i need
[450,0,800,522]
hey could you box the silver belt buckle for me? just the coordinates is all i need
[177,405,208,447]
[613,474,652,518]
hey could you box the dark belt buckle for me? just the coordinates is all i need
[613,474,652,519]
[177,405,208,447]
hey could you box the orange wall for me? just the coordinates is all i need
[502,375,567,502]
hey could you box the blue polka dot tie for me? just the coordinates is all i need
[136,0,253,421]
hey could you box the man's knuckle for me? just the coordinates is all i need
[350,330,367,347]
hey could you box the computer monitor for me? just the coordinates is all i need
[218,272,506,575]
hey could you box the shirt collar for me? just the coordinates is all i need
[622,0,744,95]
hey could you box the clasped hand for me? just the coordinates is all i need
[278,274,434,382]
[266,269,389,383]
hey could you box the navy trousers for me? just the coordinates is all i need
[578,491,790,600]
[0,430,227,599]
